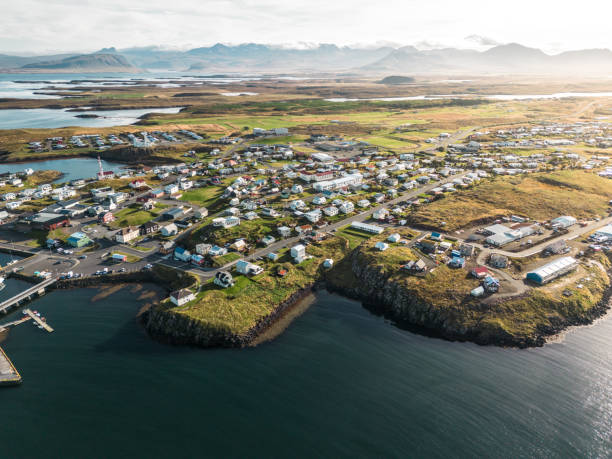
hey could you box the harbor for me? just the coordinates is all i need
[0,300,54,386]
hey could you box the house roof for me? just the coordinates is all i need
[118,226,139,235]
[170,289,193,300]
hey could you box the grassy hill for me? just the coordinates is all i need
[409,170,612,230]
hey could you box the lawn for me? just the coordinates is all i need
[157,236,352,339]
[336,225,374,249]
[211,252,241,267]
[179,186,226,212]
[110,205,160,228]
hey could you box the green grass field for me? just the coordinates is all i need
[158,236,351,338]
[110,205,160,228]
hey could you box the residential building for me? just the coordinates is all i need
[291,244,306,262]
[67,232,92,248]
[169,289,195,306]
[98,212,115,224]
[214,271,234,288]
[339,201,354,214]
[115,226,140,244]
[174,247,191,262]
[323,206,338,217]
[277,226,292,238]
[140,221,159,235]
[196,243,212,255]
[160,223,178,236]
[236,260,264,276]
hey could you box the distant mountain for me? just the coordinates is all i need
[3,42,612,75]
[366,43,612,75]
[19,53,140,73]
[180,43,394,72]
[0,53,77,69]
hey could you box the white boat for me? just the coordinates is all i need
[0,276,5,284]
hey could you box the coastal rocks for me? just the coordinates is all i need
[142,285,315,348]
[326,246,612,348]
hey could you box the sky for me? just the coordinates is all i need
[2,0,612,54]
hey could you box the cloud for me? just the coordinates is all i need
[464,35,501,47]
[2,0,612,54]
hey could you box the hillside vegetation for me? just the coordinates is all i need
[409,170,612,230]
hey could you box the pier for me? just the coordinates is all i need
[0,276,58,315]
[0,346,21,386]
[23,308,53,332]
[0,315,32,332]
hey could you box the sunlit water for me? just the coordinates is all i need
[0,288,610,457]
[0,157,125,182]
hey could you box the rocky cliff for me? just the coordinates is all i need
[142,285,315,347]
[326,246,612,348]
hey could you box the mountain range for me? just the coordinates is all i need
[3,43,612,75]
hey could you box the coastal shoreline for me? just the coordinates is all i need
[49,259,612,350]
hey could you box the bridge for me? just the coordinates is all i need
[0,276,58,315]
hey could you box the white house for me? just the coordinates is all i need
[388,233,401,243]
[291,244,306,262]
[6,201,21,210]
[236,260,264,276]
[323,206,339,217]
[169,289,195,306]
[290,200,306,211]
[196,243,212,255]
[304,209,322,223]
[339,201,354,214]
[373,208,390,221]
[115,226,140,244]
[164,184,179,195]
[213,216,240,228]
[375,242,389,251]
[161,223,178,236]
[277,226,292,238]
[357,199,370,208]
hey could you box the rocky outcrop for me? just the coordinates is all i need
[92,146,182,165]
[327,247,612,348]
[142,284,315,347]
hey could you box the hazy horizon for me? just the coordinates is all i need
[3,0,612,55]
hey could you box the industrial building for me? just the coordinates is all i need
[313,173,363,192]
[350,221,384,234]
[550,216,577,229]
[526,257,578,285]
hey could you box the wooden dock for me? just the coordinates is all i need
[0,316,32,332]
[23,309,53,332]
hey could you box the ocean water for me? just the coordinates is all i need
[0,157,125,183]
[0,106,183,129]
[0,287,610,458]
